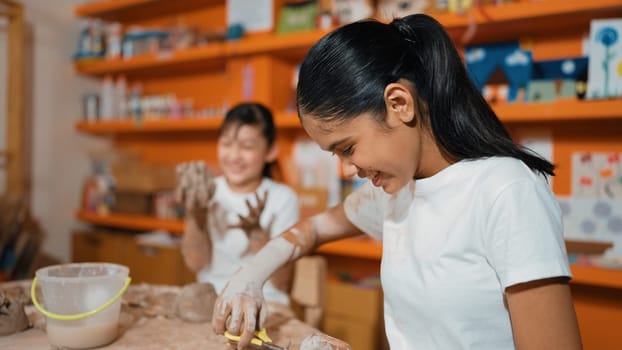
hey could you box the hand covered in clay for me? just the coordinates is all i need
[212,269,268,350]
[175,161,217,230]
[176,161,217,271]
[300,334,352,350]
[229,192,273,254]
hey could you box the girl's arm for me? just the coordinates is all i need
[506,277,582,350]
[212,203,362,350]
[181,208,211,272]
[176,161,216,273]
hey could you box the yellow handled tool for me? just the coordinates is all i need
[224,328,287,350]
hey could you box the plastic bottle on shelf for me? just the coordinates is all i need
[100,75,115,120]
[106,22,123,60]
[114,76,127,118]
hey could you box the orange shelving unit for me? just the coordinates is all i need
[72,2,622,347]
[496,99,622,123]
[75,112,301,135]
[76,210,184,233]
[436,0,622,43]
[75,117,224,134]
[75,0,222,22]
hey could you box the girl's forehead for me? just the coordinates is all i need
[220,123,263,139]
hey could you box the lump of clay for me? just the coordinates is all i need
[0,289,29,335]
[175,282,217,323]
[299,334,352,350]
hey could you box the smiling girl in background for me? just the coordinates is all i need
[212,14,582,350]
[176,103,299,307]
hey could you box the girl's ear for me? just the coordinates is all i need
[384,81,416,125]
[265,143,279,163]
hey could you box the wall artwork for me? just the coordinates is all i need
[587,19,622,99]
[465,41,532,103]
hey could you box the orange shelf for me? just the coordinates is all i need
[73,1,622,77]
[74,44,227,77]
[77,210,184,234]
[226,29,331,58]
[435,0,622,44]
[74,99,622,135]
[75,112,302,135]
[316,236,383,260]
[570,264,622,290]
[75,117,224,134]
[74,29,329,77]
[75,0,221,22]
[495,99,622,123]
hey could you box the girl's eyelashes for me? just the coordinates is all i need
[330,146,354,157]
[341,145,354,156]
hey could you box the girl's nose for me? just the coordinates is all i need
[341,159,359,178]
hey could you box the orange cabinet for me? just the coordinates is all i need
[72,230,194,285]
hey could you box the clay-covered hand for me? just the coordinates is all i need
[212,270,268,350]
[229,192,273,254]
[175,161,216,230]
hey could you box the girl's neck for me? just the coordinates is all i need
[225,177,264,194]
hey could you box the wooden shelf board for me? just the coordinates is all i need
[495,99,622,123]
[75,117,224,134]
[75,0,221,22]
[74,44,227,77]
[74,99,622,135]
[75,113,303,134]
[226,29,331,58]
[436,0,622,44]
[74,29,330,77]
[316,236,383,260]
[73,0,622,75]
[570,264,622,290]
[77,210,184,234]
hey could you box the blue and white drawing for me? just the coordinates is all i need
[587,19,622,99]
[466,41,533,103]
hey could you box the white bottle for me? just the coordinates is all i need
[100,75,114,120]
[114,75,127,118]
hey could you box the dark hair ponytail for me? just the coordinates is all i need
[220,103,280,179]
[297,14,554,177]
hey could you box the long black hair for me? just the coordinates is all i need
[220,103,278,179]
[297,14,554,177]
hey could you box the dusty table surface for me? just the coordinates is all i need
[0,281,318,350]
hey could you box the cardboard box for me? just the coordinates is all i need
[112,162,176,193]
[324,281,385,350]
[113,191,153,216]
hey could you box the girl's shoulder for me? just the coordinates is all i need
[468,157,550,195]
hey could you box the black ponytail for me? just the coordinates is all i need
[297,14,554,177]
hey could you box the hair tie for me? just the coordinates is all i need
[390,18,416,44]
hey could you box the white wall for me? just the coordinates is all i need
[8,0,108,262]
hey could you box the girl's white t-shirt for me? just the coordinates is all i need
[197,176,300,305]
[344,157,570,350]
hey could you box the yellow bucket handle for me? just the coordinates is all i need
[31,276,131,321]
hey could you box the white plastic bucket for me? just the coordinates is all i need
[31,263,131,349]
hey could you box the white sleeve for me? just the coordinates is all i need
[344,181,385,240]
[484,179,571,289]
[266,186,300,238]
